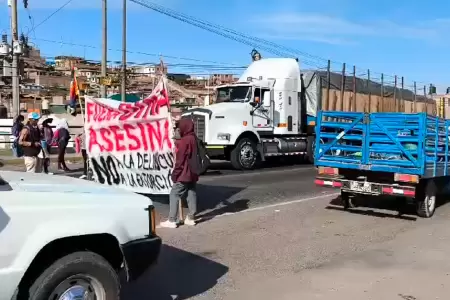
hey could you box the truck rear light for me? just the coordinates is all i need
[394,173,419,183]
[318,167,338,175]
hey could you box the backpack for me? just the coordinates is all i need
[11,122,22,138]
[189,137,210,175]
[11,123,24,157]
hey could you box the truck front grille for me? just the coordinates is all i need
[183,114,205,142]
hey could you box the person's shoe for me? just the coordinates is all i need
[79,175,87,179]
[159,220,178,228]
[184,217,196,226]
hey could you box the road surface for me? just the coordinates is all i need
[123,191,450,300]
[0,159,328,224]
[5,160,450,299]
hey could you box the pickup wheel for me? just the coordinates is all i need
[230,138,260,170]
[23,251,120,300]
[416,180,437,218]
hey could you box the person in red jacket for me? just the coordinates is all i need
[160,118,199,228]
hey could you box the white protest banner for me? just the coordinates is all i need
[84,77,174,194]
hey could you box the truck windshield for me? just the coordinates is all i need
[216,86,251,103]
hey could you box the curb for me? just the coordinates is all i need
[0,156,84,166]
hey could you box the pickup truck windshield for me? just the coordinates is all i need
[216,86,251,103]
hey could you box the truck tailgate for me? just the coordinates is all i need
[314,111,450,177]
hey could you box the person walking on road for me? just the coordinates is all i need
[76,131,88,179]
[18,112,43,173]
[53,118,71,172]
[160,118,199,228]
[39,117,54,174]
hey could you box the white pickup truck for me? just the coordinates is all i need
[0,171,161,300]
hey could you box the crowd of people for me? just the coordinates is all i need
[11,112,74,175]
[11,113,205,228]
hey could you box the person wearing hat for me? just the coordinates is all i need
[18,112,43,173]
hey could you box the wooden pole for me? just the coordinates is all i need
[413,81,417,113]
[326,60,331,119]
[380,73,384,112]
[400,77,404,112]
[352,65,356,112]
[424,85,428,115]
[340,63,346,112]
[394,75,397,112]
[367,69,371,113]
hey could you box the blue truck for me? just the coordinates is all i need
[314,111,450,218]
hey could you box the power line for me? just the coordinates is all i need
[28,0,74,33]
[28,37,246,66]
[130,0,329,68]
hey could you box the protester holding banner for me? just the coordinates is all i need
[160,118,199,229]
[85,77,175,194]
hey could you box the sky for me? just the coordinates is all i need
[0,0,449,93]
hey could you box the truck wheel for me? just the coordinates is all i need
[22,251,120,300]
[306,136,315,164]
[230,138,259,170]
[416,180,437,218]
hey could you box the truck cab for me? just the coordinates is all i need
[182,58,316,170]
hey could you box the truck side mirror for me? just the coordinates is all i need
[250,96,261,107]
[264,91,271,103]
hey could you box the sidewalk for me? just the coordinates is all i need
[0,153,83,166]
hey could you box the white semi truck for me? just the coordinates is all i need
[182,58,320,170]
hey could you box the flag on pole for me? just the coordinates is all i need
[68,63,80,115]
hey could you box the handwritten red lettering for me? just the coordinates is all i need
[87,120,172,154]
[124,124,141,151]
[86,102,94,123]
[137,123,148,151]
[109,125,126,152]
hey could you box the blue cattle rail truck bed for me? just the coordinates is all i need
[313,111,450,218]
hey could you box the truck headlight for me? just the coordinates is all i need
[217,133,230,141]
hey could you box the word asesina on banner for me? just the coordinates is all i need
[85,78,174,194]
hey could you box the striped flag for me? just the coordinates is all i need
[68,64,79,114]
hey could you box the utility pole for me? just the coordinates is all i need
[100,0,107,98]
[10,0,20,115]
[121,0,127,102]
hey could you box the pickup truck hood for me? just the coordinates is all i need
[0,171,134,195]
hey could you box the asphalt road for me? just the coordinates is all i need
[1,159,326,224]
[149,160,328,224]
[6,159,450,299]
[124,191,450,300]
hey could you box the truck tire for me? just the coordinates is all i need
[19,251,120,300]
[416,180,437,218]
[230,138,260,170]
[306,136,315,164]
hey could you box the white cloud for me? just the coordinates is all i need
[251,13,448,45]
